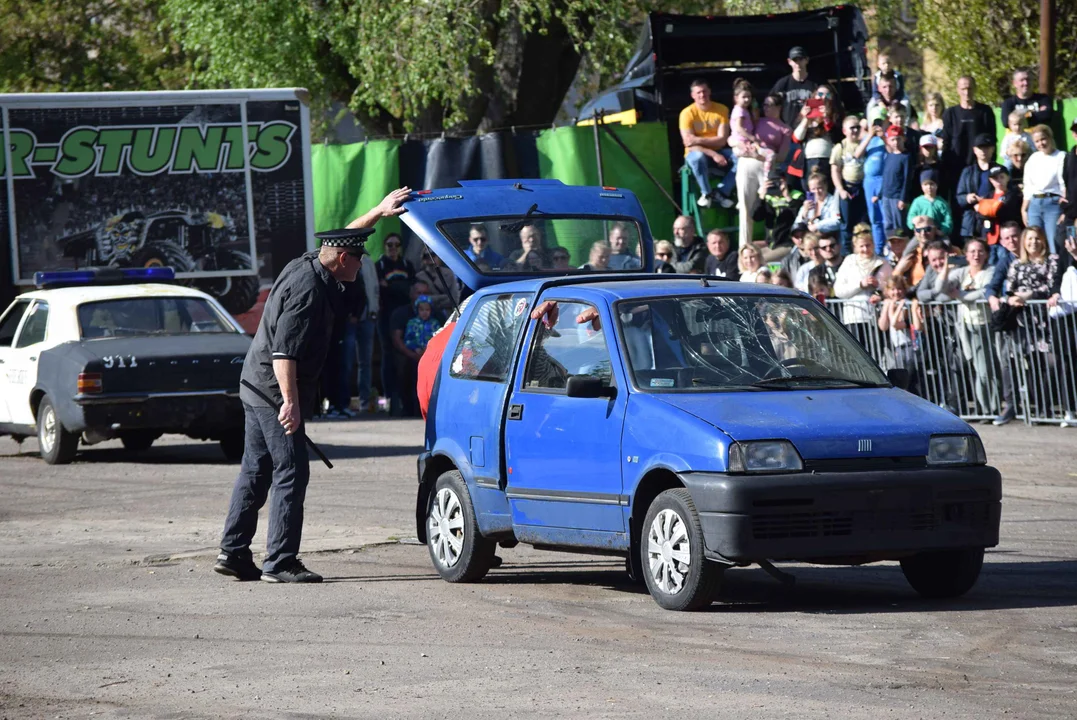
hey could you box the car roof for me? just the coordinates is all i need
[400,179,654,291]
[471,275,805,301]
[16,283,217,309]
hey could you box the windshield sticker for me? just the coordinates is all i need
[514,298,529,317]
[650,377,675,388]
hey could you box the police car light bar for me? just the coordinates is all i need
[34,267,176,289]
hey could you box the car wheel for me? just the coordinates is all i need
[219,432,245,463]
[642,489,721,611]
[130,241,195,274]
[900,547,985,599]
[426,470,496,583]
[120,431,158,452]
[195,250,260,315]
[37,396,79,465]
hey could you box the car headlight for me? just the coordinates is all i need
[927,434,987,466]
[728,440,803,474]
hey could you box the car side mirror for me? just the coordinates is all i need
[566,375,617,399]
[887,368,910,390]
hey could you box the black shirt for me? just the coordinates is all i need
[375,255,415,314]
[240,251,343,419]
[942,103,997,169]
[770,75,819,127]
[1000,94,1054,128]
[705,252,740,280]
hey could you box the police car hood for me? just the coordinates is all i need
[400,179,654,290]
[655,387,972,459]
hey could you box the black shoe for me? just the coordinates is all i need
[261,559,323,583]
[213,551,262,581]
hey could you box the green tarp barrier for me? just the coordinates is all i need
[536,123,678,261]
[312,140,402,258]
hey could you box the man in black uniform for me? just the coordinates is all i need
[214,188,410,583]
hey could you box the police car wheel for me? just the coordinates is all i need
[37,396,79,465]
[642,489,721,611]
[900,547,985,599]
[426,470,496,583]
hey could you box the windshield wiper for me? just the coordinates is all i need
[498,203,542,232]
[750,375,886,388]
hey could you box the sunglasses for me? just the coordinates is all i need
[815,92,832,99]
[819,244,836,250]
[913,227,933,234]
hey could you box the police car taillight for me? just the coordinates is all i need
[77,373,103,394]
[34,267,176,289]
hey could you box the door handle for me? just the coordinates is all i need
[507,403,524,421]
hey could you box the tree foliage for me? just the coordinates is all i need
[910,0,1077,103]
[0,0,192,92]
[162,0,713,137]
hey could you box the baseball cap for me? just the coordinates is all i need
[919,134,938,147]
[973,132,996,148]
[920,169,938,185]
[988,165,1009,178]
[788,46,808,60]
[885,125,903,139]
[887,227,910,240]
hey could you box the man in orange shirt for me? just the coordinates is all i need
[680,79,737,209]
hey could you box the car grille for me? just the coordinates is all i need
[802,456,927,472]
[751,503,992,541]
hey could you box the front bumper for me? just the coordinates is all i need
[681,466,1001,563]
[73,390,243,435]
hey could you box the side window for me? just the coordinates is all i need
[15,301,49,348]
[450,293,532,382]
[0,300,31,348]
[525,301,612,391]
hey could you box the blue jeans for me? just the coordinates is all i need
[839,183,867,255]
[378,313,401,413]
[881,197,904,235]
[863,175,886,255]
[1027,196,1063,254]
[685,148,737,198]
[339,319,376,407]
[221,402,310,573]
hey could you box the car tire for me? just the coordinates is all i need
[426,470,496,583]
[900,547,985,599]
[120,431,158,452]
[219,432,245,463]
[196,250,260,315]
[37,396,79,465]
[130,240,195,274]
[641,489,721,611]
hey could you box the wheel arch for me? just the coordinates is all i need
[416,453,460,544]
[627,467,686,579]
[29,388,47,421]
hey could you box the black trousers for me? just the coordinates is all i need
[220,402,310,572]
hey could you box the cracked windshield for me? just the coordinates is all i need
[439,217,644,274]
[618,295,889,391]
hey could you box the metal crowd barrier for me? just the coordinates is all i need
[824,298,1077,426]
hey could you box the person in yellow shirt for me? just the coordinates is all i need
[679,79,737,209]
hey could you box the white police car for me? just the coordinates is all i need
[0,268,252,464]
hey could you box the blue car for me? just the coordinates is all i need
[404,180,1001,611]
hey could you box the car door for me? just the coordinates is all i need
[502,298,628,535]
[0,299,34,425]
[5,300,50,426]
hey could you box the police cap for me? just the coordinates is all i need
[315,227,376,248]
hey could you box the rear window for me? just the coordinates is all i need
[78,297,234,339]
[438,217,644,275]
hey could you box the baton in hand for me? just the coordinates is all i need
[240,380,334,469]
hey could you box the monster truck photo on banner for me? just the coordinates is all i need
[0,89,315,318]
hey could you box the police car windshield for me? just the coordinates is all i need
[616,294,889,391]
[78,297,233,339]
[439,217,644,274]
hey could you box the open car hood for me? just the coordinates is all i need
[399,179,654,291]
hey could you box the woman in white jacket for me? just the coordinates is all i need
[834,226,892,352]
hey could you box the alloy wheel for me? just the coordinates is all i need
[428,487,465,569]
[647,508,692,595]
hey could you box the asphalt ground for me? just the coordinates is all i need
[1,419,1075,719]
